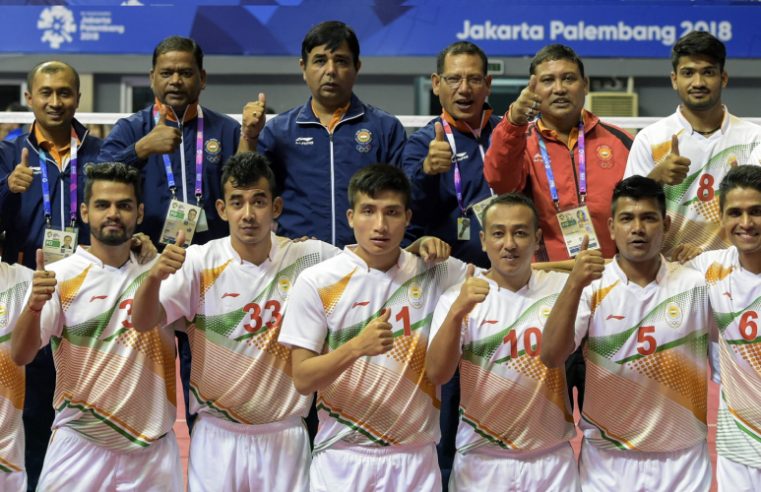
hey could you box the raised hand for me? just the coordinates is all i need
[423,121,453,175]
[28,249,56,312]
[508,75,542,126]
[8,148,34,194]
[149,230,186,281]
[452,264,489,318]
[241,92,267,142]
[353,308,394,356]
[652,134,691,185]
[135,105,182,159]
[569,235,604,289]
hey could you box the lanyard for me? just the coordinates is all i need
[440,115,493,216]
[152,104,205,204]
[536,118,586,210]
[38,128,79,227]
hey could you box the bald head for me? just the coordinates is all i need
[27,61,80,93]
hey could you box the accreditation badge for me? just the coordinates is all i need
[160,199,200,247]
[457,217,471,241]
[471,196,496,227]
[42,227,78,265]
[556,205,599,257]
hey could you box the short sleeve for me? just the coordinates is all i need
[573,285,593,350]
[428,283,463,353]
[159,247,201,325]
[278,275,328,353]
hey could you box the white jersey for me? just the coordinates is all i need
[575,257,712,453]
[160,234,339,425]
[430,269,575,455]
[279,247,466,451]
[625,106,761,255]
[689,247,761,468]
[0,263,32,475]
[31,247,176,452]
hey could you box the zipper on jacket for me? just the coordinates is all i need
[329,132,336,246]
[172,106,189,204]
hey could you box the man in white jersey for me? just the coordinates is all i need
[625,31,761,257]
[687,165,761,490]
[11,163,181,491]
[542,175,713,492]
[279,164,466,491]
[427,193,578,491]
[0,255,32,492]
[131,153,449,491]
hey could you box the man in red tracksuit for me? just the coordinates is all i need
[484,44,631,262]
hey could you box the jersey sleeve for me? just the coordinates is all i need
[278,274,328,353]
[159,247,201,325]
[573,285,593,350]
[442,257,468,292]
[429,283,463,352]
[624,131,655,179]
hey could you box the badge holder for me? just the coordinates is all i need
[160,198,201,247]
[42,226,78,265]
[471,196,496,228]
[457,216,471,241]
[556,204,599,257]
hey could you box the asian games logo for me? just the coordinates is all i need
[38,7,77,50]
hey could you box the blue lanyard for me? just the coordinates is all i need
[152,105,205,203]
[38,128,79,227]
[536,118,586,210]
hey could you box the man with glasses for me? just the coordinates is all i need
[402,40,499,488]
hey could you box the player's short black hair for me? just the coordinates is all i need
[84,162,142,205]
[153,35,204,70]
[220,152,277,197]
[27,61,80,92]
[671,31,726,72]
[436,41,488,75]
[348,164,411,210]
[530,44,585,79]
[611,175,666,218]
[481,193,540,231]
[301,21,360,69]
[719,165,761,211]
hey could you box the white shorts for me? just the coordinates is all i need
[0,470,26,492]
[37,427,182,492]
[188,414,310,492]
[717,455,761,492]
[580,440,711,492]
[310,441,440,492]
[450,443,580,492]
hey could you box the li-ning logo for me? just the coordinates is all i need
[38,7,77,49]
[295,137,314,146]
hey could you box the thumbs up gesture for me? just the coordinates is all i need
[28,249,57,312]
[569,235,604,289]
[241,92,267,142]
[508,75,542,126]
[353,308,394,356]
[8,147,34,194]
[150,230,187,282]
[452,264,490,318]
[652,134,691,185]
[423,121,453,175]
[135,105,182,160]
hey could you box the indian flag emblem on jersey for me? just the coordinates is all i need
[277,276,291,297]
[665,302,683,329]
[408,281,424,309]
[537,305,552,327]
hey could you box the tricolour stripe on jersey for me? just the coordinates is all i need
[0,456,22,473]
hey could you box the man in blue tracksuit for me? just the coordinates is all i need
[402,41,498,490]
[98,36,247,436]
[242,21,406,247]
[98,36,241,246]
[0,61,101,491]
